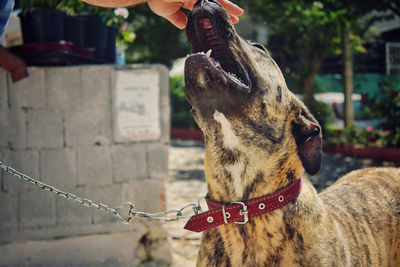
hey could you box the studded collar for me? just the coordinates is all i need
[184,178,302,232]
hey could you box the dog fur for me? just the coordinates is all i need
[184,0,400,266]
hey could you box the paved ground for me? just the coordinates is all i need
[166,140,398,266]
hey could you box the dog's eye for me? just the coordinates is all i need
[252,43,268,53]
[247,40,268,52]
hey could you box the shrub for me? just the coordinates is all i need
[170,75,198,129]
[362,79,400,147]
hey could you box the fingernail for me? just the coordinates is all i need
[230,14,239,24]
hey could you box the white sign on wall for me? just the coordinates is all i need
[114,69,160,142]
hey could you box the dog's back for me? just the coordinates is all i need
[320,167,400,265]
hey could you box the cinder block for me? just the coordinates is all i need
[156,64,170,108]
[146,143,169,180]
[26,109,64,149]
[0,69,7,89]
[130,178,166,213]
[64,106,112,147]
[0,192,18,243]
[0,109,7,149]
[0,70,8,149]
[90,183,131,224]
[112,144,147,182]
[1,149,40,193]
[8,67,45,108]
[55,186,92,225]
[7,107,26,150]
[0,231,148,266]
[155,65,170,144]
[76,146,112,186]
[19,187,56,229]
[45,67,81,109]
[40,148,76,188]
[160,102,171,144]
[64,66,111,147]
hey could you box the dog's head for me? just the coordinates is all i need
[184,0,322,177]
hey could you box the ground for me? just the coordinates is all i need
[166,139,397,267]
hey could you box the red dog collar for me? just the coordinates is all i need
[184,178,302,232]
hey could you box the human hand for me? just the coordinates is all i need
[81,0,243,29]
[147,0,244,29]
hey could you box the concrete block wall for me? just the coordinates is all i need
[0,65,171,266]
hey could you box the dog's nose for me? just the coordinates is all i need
[194,0,222,9]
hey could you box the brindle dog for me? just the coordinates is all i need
[184,0,400,266]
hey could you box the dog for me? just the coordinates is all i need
[183,0,400,266]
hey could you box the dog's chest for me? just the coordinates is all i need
[197,210,316,266]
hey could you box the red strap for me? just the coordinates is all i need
[184,179,302,232]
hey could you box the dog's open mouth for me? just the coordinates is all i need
[185,2,251,92]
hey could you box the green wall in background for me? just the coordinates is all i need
[315,74,400,96]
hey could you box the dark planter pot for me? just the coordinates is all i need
[65,15,85,48]
[80,15,108,60]
[19,10,66,44]
[171,128,203,140]
[104,26,117,63]
[323,143,400,164]
[324,143,352,155]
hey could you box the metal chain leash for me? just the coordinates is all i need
[0,161,204,224]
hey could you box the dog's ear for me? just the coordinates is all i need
[292,108,322,176]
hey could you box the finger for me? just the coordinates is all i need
[163,10,188,29]
[147,0,181,16]
[219,0,244,17]
[230,14,239,24]
[182,0,196,11]
[82,0,147,8]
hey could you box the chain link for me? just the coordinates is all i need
[0,161,203,224]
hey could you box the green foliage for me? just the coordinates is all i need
[240,0,395,99]
[58,0,100,14]
[123,5,190,66]
[242,0,341,89]
[170,75,198,129]
[362,79,400,147]
[343,125,381,146]
[327,125,383,147]
[19,0,63,10]
[326,79,400,147]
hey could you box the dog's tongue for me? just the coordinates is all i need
[199,18,213,29]
[197,18,247,89]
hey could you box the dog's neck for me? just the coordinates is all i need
[203,133,304,203]
[200,135,326,266]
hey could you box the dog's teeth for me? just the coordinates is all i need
[206,49,212,57]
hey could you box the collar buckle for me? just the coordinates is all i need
[231,201,249,224]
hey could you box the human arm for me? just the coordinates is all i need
[81,0,243,29]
